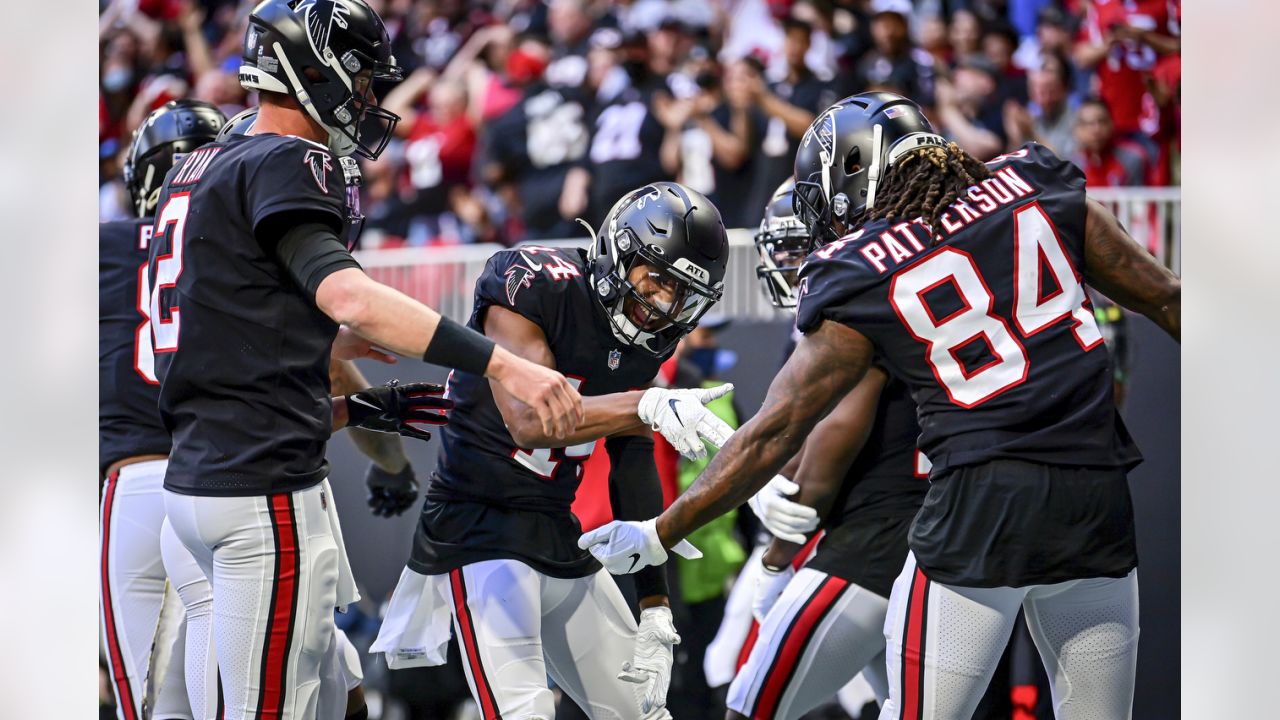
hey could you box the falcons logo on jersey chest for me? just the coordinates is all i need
[304,148,333,192]
[505,265,534,305]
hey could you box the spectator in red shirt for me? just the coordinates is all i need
[383,69,480,245]
[1073,98,1150,186]
[1074,0,1180,141]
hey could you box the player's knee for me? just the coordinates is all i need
[344,704,368,720]
[726,710,750,720]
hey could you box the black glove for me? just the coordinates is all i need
[345,380,452,442]
[366,462,419,517]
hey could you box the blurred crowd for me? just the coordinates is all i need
[100,0,1180,248]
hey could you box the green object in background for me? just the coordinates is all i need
[676,381,747,604]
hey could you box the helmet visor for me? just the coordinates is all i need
[622,265,717,331]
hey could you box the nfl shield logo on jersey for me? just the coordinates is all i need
[608,349,621,371]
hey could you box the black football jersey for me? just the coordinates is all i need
[147,133,347,497]
[806,376,928,597]
[410,246,666,577]
[584,86,669,227]
[485,84,590,237]
[100,218,172,473]
[796,143,1142,477]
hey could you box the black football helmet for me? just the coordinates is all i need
[218,106,365,248]
[123,99,227,217]
[239,0,404,159]
[754,178,812,310]
[793,92,944,244]
[586,182,729,357]
[216,106,260,140]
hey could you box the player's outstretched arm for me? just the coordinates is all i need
[761,367,888,567]
[315,268,584,438]
[1082,198,1181,341]
[656,320,875,549]
[484,305,648,446]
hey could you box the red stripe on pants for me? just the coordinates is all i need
[100,470,138,720]
[736,619,760,672]
[753,576,849,719]
[451,569,499,719]
[256,494,299,719]
[902,567,930,720]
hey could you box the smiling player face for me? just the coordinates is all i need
[622,261,686,331]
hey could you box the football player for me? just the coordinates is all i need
[145,2,582,719]
[723,179,929,719]
[582,91,1180,719]
[101,98,226,720]
[373,182,733,719]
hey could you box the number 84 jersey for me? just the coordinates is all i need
[795,143,1141,477]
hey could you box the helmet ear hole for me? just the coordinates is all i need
[844,147,861,176]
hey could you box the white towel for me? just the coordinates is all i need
[370,567,454,668]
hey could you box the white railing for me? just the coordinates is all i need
[1088,186,1181,275]
[356,187,1180,323]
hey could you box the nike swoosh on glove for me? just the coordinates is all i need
[636,384,737,460]
[346,380,453,442]
[577,519,702,574]
[748,475,819,544]
[618,606,681,715]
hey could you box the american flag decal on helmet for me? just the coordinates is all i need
[505,265,534,305]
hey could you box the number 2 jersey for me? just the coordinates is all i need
[100,218,170,474]
[410,246,666,578]
[147,133,348,497]
[797,143,1141,476]
[795,143,1141,587]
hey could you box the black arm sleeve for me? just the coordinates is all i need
[271,221,362,300]
[606,435,670,600]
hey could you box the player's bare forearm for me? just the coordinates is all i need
[317,268,443,357]
[329,358,409,472]
[763,537,805,568]
[759,368,886,567]
[656,321,874,547]
[1083,198,1181,340]
[484,305,643,447]
[509,391,646,448]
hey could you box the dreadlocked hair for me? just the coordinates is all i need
[863,142,993,244]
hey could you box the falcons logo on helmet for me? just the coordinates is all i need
[505,265,534,305]
[304,148,333,192]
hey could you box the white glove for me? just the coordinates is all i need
[748,475,819,544]
[637,384,737,460]
[577,518,702,574]
[751,562,795,623]
[618,606,681,714]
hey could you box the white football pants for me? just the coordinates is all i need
[382,559,669,719]
[727,568,890,720]
[165,481,345,720]
[879,552,1140,720]
[100,459,201,720]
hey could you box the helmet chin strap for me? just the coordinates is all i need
[865,123,884,211]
